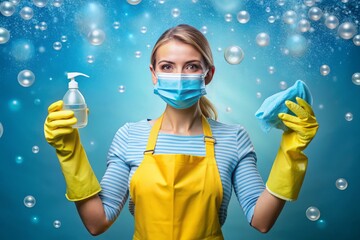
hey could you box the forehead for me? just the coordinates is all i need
[155,40,202,62]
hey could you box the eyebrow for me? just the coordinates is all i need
[157,60,203,65]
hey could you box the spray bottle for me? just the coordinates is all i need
[63,72,89,128]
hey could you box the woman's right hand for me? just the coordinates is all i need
[44,100,77,151]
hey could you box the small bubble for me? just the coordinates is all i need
[34,98,41,105]
[53,220,61,228]
[39,21,47,31]
[335,178,348,190]
[237,10,250,24]
[18,70,35,87]
[352,73,360,85]
[268,15,276,23]
[268,66,275,74]
[53,0,63,7]
[135,51,141,58]
[60,35,67,42]
[201,26,208,34]
[279,81,287,89]
[225,107,232,112]
[15,156,24,164]
[140,26,147,34]
[256,92,262,98]
[24,195,36,208]
[53,41,62,51]
[345,112,353,121]
[171,8,180,18]
[127,0,142,5]
[224,13,232,22]
[0,122,3,138]
[224,46,244,65]
[87,55,95,64]
[306,206,320,221]
[119,85,126,93]
[32,145,39,154]
[31,216,39,224]
[113,21,120,29]
[320,65,330,76]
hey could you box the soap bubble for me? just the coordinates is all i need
[325,15,339,29]
[34,98,41,105]
[0,27,10,44]
[268,66,275,74]
[277,0,286,6]
[127,0,141,5]
[10,0,20,5]
[118,85,126,93]
[353,35,360,46]
[33,0,48,8]
[256,32,270,47]
[53,0,63,7]
[60,35,67,42]
[335,178,348,190]
[24,195,36,208]
[237,10,250,24]
[286,34,308,56]
[279,81,287,90]
[320,65,330,76]
[298,19,311,32]
[0,1,15,16]
[345,112,353,121]
[159,0,165,4]
[53,41,62,50]
[39,22,47,31]
[256,92,262,98]
[225,107,232,112]
[283,10,297,25]
[53,220,61,228]
[18,70,35,87]
[224,13,232,22]
[87,55,94,63]
[337,22,357,40]
[268,15,276,23]
[32,146,39,154]
[0,122,3,138]
[308,7,323,21]
[20,7,34,20]
[306,206,320,221]
[352,73,360,85]
[140,26,147,34]
[15,156,23,164]
[303,0,315,7]
[135,51,141,58]
[201,26,208,34]
[171,8,180,18]
[113,21,120,29]
[265,7,271,13]
[341,0,349,2]
[224,46,244,65]
[87,29,106,46]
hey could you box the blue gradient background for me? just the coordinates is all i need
[1,0,360,239]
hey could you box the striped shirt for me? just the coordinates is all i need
[99,118,265,225]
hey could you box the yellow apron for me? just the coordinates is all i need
[130,115,224,240]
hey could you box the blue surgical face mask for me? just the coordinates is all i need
[154,71,208,109]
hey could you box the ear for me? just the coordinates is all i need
[205,66,215,85]
[150,64,157,85]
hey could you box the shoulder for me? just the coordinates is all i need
[208,118,249,135]
[114,119,151,137]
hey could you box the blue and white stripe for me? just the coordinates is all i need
[99,118,265,225]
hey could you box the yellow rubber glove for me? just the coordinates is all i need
[44,100,101,201]
[266,97,319,201]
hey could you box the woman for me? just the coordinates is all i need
[44,24,318,239]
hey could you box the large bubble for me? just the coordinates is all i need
[87,29,106,46]
[283,10,297,25]
[0,1,15,17]
[127,0,142,5]
[0,122,3,138]
[224,46,245,65]
[308,7,323,21]
[24,195,36,208]
[286,34,308,56]
[335,178,348,190]
[337,22,357,40]
[306,206,320,221]
[352,72,360,85]
[237,10,250,24]
[256,32,270,47]
[20,7,34,20]
[33,0,48,8]
[0,27,10,44]
[325,15,339,29]
[18,70,35,87]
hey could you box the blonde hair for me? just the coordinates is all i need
[150,24,218,120]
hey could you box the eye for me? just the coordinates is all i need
[184,63,201,73]
[159,64,174,72]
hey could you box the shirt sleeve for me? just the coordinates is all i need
[232,126,265,224]
[98,123,131,221]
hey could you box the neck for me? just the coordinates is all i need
[161,104,203,135]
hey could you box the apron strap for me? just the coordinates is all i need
[144,114,215,158]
